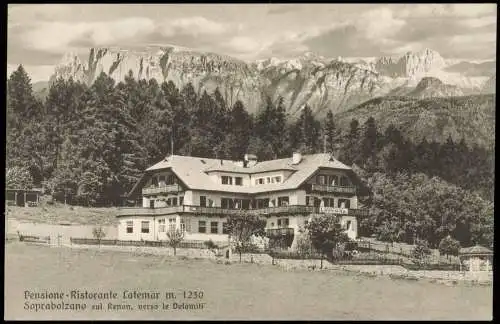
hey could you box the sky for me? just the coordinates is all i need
[7,3,497,82]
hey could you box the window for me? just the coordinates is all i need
[235,177,243,186]
[306,196,314,206]
[222,198,239,209]
[322,198,335,207]
[179,197,184,206]
[181,217,190,232]
[274,176,282,183]
[317,175,326,185]
[266,177,271,184]
[277,218,289,227]
[256,198,269,208]
[200,196,206,207]
[172,197,178,206]
[278,196,289,206]
[126,221,133,233]
[340,176,349,187]
[141,221,150,233]
[234,199,243,209]
[198,221,206,233]
[151,176,158,187]
[158,219,166,232]
[222,176,232,185]
[338,199,350,209]
[166,175,175,185]
[210,221,218,234]
[258,178,264,185]
[222,222,229,234]
[328,175,338,186]
[159,175,165,183]
[168,218,176,232]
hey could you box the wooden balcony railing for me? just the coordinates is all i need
[310,184,356,194]
[266,227,294,237]
[117,206,183,217]
[117,205,369,217]
[142,184,182,195]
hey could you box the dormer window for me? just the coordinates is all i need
[235,177,243,186]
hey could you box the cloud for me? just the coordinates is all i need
[267,4,303,15]
[162,16,228,37]
[397,4,497,19]
[9,15,233,63]
[356,8,406,39]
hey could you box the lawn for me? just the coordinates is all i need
[4,243,492,320]
[5,205,120,226]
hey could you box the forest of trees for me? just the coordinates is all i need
[6,65,494,248]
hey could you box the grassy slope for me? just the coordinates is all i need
[5,243,492,320]
[335,94,495,148]
[5,204,120,225]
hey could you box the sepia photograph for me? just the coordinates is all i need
[4,3,495,320]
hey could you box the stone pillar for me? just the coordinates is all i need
[14,192,18,206]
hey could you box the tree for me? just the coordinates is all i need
[295,229,314,259]
[323,110,342,154]
[6,166,34,189]
[411,239,432,267]
[166,228,185,256]
[438,235,461,260]
[92,226,106,246]
[292,104,321,154]
[305,215,349,269]
[340,118,361,165]
[361,117,378,164]
[254,96,289,159]
[226,212,266,262]
[221,100,253,160]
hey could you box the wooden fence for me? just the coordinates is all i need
[69,237,227,250]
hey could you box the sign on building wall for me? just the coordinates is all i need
[319,207,348,214]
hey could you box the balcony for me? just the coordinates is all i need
[117,206,183,217]
[318,207,369,217]
[256,205,316,215]
[117,205,369,218]
[266,227,294,237]
[142,184,182,195]
[310,184,356,195]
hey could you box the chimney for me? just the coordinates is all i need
[292,152,302,165]
[244,153,258,167]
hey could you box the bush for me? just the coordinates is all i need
[438,236,461,258]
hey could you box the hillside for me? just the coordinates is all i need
[335,94,495,148]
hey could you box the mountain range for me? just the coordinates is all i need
[42,46,495,118]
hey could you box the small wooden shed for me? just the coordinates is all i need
[5,188,43,207]
[459,245,493,272]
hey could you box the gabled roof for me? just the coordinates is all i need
[459,245,493,255]
[129,153,354,196]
